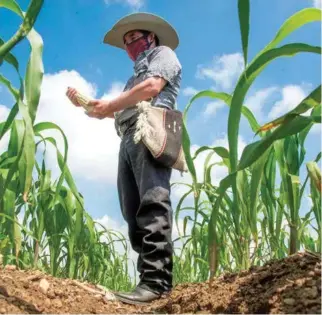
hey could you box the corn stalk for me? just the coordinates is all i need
[0,0,133,291]
[176,0,321,281]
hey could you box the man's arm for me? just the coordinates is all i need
[105,46,181,116]
[88,46,180,119]
[109,77,166,113]
[85,77,166,119]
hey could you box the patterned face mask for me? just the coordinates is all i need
[125,34,152,61]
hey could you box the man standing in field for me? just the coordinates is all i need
[66,13,182,305]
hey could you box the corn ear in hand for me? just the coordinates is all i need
[74,92,93,112]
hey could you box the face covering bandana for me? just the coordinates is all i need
[125,34,152,61]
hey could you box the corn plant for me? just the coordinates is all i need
[0,0,133,291]
[176,0,321,282]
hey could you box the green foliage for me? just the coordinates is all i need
[1,0,321,290]
[0,0,132,291]
[175,5,321,282]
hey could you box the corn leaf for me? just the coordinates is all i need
[258,85,321,132]
[263,8,322,53]
[0,0,44,59]
[238,0,250,66]
[307,161,322,194]
[25,29,44,123]
[0,0,23,17]
[13,214,22,262]
[193,146,229,160]
[286,174,301,254]
[229,43,321,173]
[249,149,271,243]
[0,75,35,201]
[208,174,234,277]
[0,104,19,141]
[238,115,321,171]
[182,123,197,183]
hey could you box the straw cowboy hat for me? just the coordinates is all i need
[103,12,179,50]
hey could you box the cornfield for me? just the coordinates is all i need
[0,0,321,291]
[173,0,321,283]
[0,0,132,291]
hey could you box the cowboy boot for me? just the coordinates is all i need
[113,286,161,305]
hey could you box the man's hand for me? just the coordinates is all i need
[66,76,166,119]
[86,99,115,119]
[66,87,81,106]
[66,87,115,119]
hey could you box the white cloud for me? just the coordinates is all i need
[312,0,321,8]
[95,215,129,245]
[102,82,126,100]
[243,83,313,124]
[245,86,278,121]
[182,87,199,97]
[197,53,244,91]
[268,85,307,119]
[126,0,144,9]
[104,0,144,10]
[0,104,9,122]
[203,101,225,117]
[35,70,124,183]
[96,215,127,234]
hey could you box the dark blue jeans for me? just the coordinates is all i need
[117,125,173,294]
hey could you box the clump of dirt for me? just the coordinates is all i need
[0,252,320,314]
[149,252,321,314]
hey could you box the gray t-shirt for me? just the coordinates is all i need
[114,45,182,135]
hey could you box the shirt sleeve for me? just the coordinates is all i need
[123,76,134,91]
[145,46,182,86]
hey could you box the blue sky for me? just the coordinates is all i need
[1,0,321,235]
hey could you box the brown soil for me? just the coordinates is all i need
[0,252,320,314]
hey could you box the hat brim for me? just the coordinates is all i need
[103,13,179,50]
